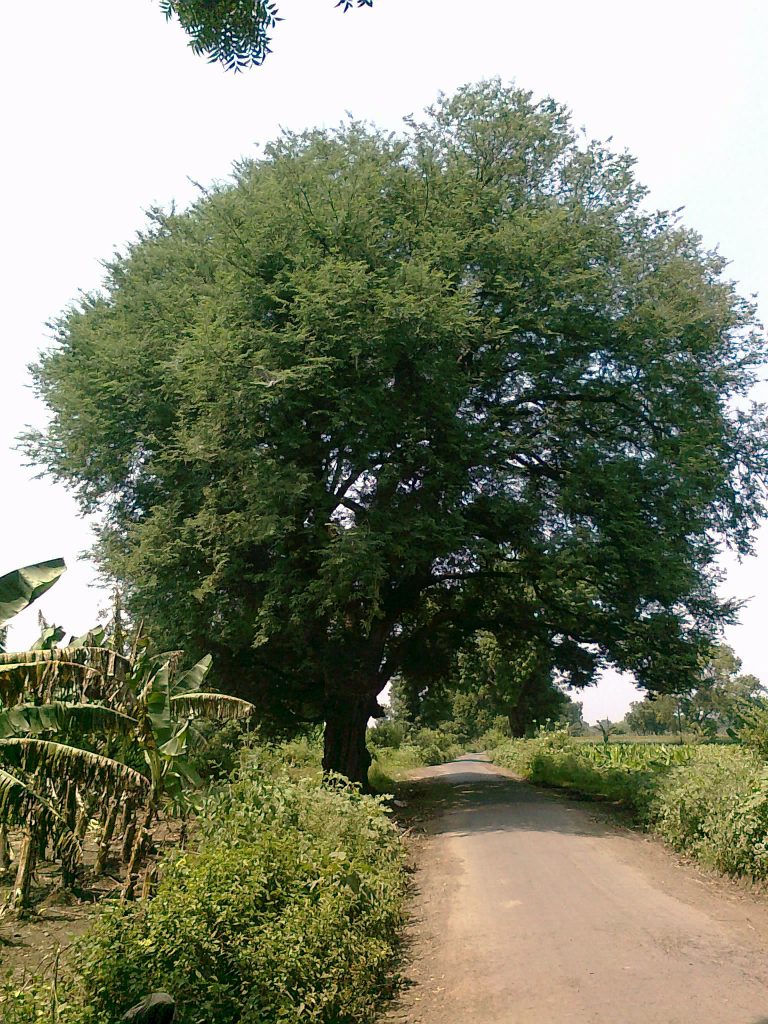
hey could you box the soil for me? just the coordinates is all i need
[0,817,184,984]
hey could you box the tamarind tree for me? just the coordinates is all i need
[26,82,767,783]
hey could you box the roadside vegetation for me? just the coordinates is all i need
[0,564,410,1024]
[489,728,768,881]
[3,752,406,1024]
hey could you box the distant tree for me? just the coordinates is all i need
[624,694,678,735]
[161,0,373,70]
[450,632,569,738]
[26,83,767,783]
[558,698,585,735]
[448,688,502,743]
[681,645,764,733]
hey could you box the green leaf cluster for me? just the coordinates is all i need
[160,0,373,70]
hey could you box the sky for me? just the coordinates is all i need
[1,0,766,722]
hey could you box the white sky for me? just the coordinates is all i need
[1,0,766,723]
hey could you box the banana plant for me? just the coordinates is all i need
[0,563,255,905]
[0,559,66,629]
[119,652,254,898]
[132,653,254,807]
[0,645,132,708]
[0,715,148,914]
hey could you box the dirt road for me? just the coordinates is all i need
[388,755,768,1024]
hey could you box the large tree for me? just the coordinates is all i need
[27,82,767,783]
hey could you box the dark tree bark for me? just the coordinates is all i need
[322,692,380,788]
[507,708,527,739]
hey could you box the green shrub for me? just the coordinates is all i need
[475,725,508,752]
[4,759,406,1024]
[0,984,51,1024]
[188,719,256,781]
[367,720,407,750]
[651,746,768,878]
[272,731,324,775]
[491,735,554,776]
[409,727,461,766]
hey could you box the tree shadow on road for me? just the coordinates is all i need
[396,772,624,840]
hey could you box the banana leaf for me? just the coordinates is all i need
[0,661,104,705]
[0,767,79,859]
[0,559,66,627]
[0,702,137,739]
[171,691,255,721]
[0,738,150,799]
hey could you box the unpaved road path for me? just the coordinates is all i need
[388,754,768,1024]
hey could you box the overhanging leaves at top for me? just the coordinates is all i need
[160,0,373,70]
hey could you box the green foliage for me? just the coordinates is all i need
[0,560,66,628]
[366,719,462,789]
[367,720,461,789]
[624,694,680,735]
[367,719,407,750]
[649,746,768,876]
[0,611,257,907]
[0,984,51,1024]
[490,735,768,880]
[408,727,462,766]
[726,696,768,758]
[681,645,764,732]
[4,759,406,1024]
[160,0,373,70]
[26,82,767,780]
[426,631,572,742]
[623,645,765,736]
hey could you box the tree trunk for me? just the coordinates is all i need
[63,782,77,831]
[0,824,11,873]
[323,693,377,788]
[121,815,137,864]
[122,803,154,901]
[118,797,134,838]
[94,802,119,876]
[507,709,527,739]
[62,793,95,887]
[11,822,38,914]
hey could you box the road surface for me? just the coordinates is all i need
[387,755,768,1024]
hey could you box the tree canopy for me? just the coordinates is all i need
[392,631,572,740]
[27,82,767,781]
[160,0,373,70]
